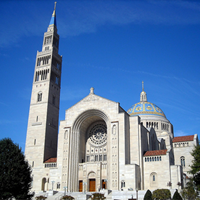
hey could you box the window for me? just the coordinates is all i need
[95,155,98,161]
[37,92,42,102]
[56,63,61,70]
[44,36,52,45]
[103,155,107,161]
[35,72,39,81]
[181,156,185,167]
[53,96,55,105]
[55,77,59,85]
[34,139,36,145]
[150,172,157,186]
[57,183,60,189]
[121,181,125,188]
[32,161,34,167]
[99,155,102,161]
[87,156,90,162]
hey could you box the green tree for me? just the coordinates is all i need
[189,144,200,192]
[152,189,171,200]
[144,189,152,200]
[0,138,33,200]
[181,179,199,200]
[172,190,182,200]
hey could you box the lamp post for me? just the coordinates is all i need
[136,186,138,200]
[63,186,67,196]
[52,181,55,191]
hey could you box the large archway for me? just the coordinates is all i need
[68,109,109,192]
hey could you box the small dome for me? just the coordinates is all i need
[127,82,166,118]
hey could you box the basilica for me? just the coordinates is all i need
[25,4,198,198]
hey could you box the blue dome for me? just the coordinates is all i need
[127,101,166,118]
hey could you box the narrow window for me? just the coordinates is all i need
[36,116,38,122]
[55,77,59,85]
[53,96,55,105]
[35,72,39,82]
[57,183,60,189]
[181,156,185,167]
[87,156,90,162]
[121,181,125,188]
[153,175,155,181]
[99,155,102,161]
[37,92,42,102]
[95,155,98,161]
[103,155,107,161]
[56,63,60,70]
[34,139,36,145]
[32,161,34,167]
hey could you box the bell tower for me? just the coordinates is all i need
[25,2,62,169]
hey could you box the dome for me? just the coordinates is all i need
[127,82,166,118]
[127,101,166,118]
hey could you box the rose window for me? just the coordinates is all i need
[88,124,107,146]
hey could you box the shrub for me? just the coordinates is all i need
[144,189,152,200]
[152,189,171,200]
[172,190,182,200]
[35,196,47,200]
[91,193,106,200]
[61,195,75,200]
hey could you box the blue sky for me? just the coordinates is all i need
[0,0,200,152]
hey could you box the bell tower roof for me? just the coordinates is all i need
[49,2,57,27]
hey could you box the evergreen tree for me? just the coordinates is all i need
[0,138,33,200]
[172,190,182,200]
[144,189,152,200]
[181,179,199,200]
[189,144,200,192]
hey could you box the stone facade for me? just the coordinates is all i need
[25,4,198,196]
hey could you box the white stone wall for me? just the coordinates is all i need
[173,134,198,176]
[143,153,171,190]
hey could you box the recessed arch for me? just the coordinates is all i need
[68,109,109,192]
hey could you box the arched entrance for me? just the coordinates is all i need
[88,171,96,192]
[41,178,46,191]
[68,109,109,192]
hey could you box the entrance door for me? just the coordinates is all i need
[89,179,96,192]
[79,180,83,192]
[102,180,106,189]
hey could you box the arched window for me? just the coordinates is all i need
[150,172,157,187]
[181,156,185,167]
[37,92,42,102]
